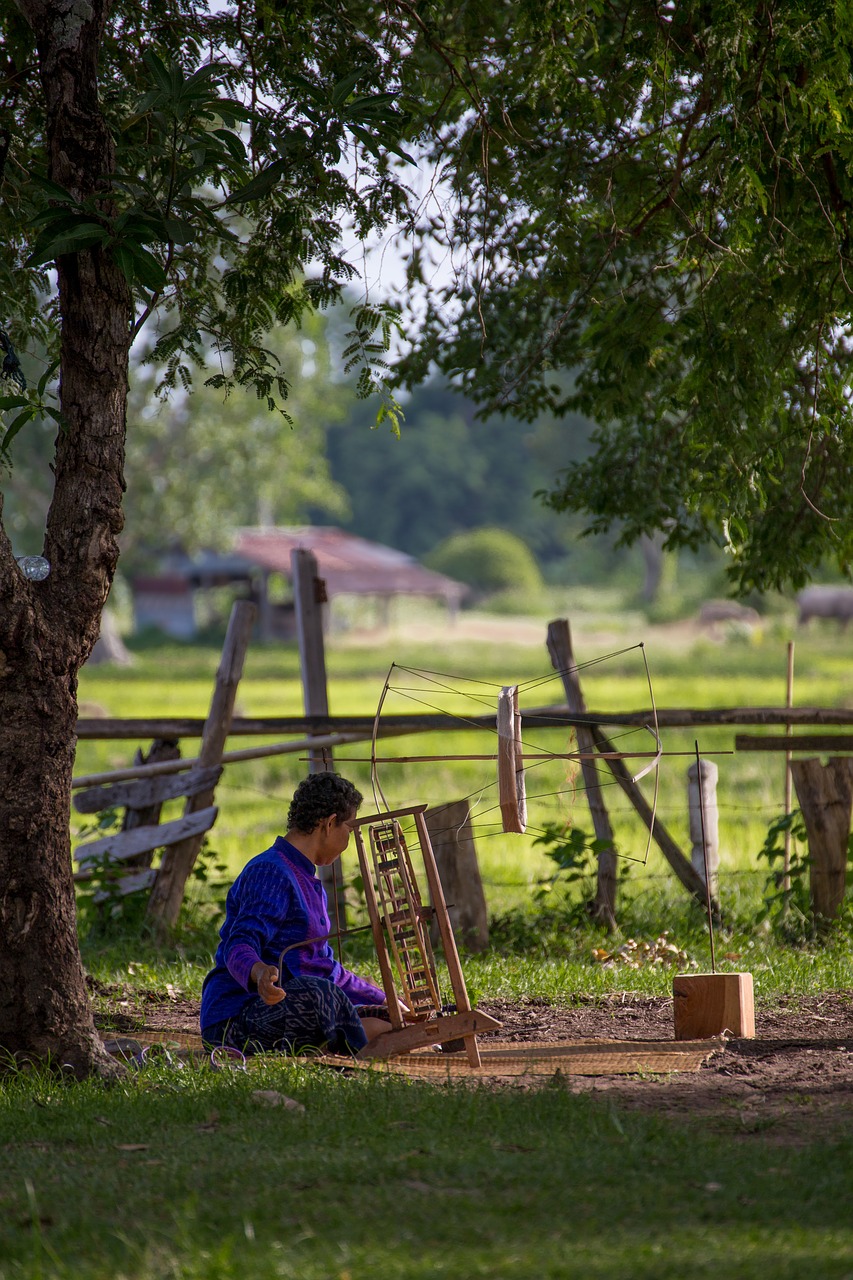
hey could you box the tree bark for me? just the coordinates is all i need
[0,0,131,1075]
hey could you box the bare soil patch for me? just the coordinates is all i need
[481,991,853,1143]
[94,984,853,1144]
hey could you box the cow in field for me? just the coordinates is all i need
[796,585,853,628]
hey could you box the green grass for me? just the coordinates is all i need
[2,1059,853,1280]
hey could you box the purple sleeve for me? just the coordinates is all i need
[222,860,296,988]
[288,945,386,1005]
[336,967,387,1006]
[227,942,262,991]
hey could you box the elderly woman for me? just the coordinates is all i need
[200,773,391,1056]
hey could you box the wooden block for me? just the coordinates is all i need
[673,972,754,1040]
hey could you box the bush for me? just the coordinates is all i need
[425,527,544,598]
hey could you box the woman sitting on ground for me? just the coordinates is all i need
[200,772,391,1056]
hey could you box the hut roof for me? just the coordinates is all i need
[234,526,467,603]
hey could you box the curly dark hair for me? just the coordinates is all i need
[286,773,363,833]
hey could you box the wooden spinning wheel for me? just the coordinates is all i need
[351,805,501,1067]
[369,818,441,1018]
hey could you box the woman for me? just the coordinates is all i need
[200,772,391,1055]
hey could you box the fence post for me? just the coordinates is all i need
[146,600,255,933]
[687,758,720,897]
[790,756,853,922]
[291,548,347,926]
[546,618,618,930]
[424,799,489,953]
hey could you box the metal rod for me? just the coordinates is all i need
[783,641,795,895]
[695,739,717,974]
[325,750,734,764]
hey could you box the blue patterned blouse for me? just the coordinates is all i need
[200,837,385,1034]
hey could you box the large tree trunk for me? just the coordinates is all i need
[1,0,131,1076]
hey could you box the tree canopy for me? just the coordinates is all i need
[1,0,412,423]
[396,0,853,593]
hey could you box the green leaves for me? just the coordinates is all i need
[342,303,406,435]
[2,3,428,429]
[0,359,61,464]
[393,0,853,592]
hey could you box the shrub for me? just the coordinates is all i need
[425,527,544,598]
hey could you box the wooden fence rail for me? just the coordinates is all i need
[75,706,853,741]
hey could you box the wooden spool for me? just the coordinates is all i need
[497,685,527,833]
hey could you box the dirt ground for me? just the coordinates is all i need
[99,985,853,1145]
[481,991,853,1143]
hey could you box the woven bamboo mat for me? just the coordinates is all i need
[369,1037,725,1078]
[107,1031,724,1077]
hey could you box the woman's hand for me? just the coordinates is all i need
[251,962,286,1005]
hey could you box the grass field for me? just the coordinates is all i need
[3,603,853,1280]
[72,603,853,999]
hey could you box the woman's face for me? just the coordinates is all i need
[314,809,358,865]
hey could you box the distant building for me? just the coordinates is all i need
[130,528,467,639]
[131,574,197,639]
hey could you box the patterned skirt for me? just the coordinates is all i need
[204,976,369,1056]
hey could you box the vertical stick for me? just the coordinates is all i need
[292,548,346,925]
[695,740,717,974]
[546,619,618,929]
[783,641,795,894]
[687,758,719,897]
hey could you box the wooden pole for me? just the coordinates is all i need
[790,756,853,922]
[546,619,618,930]
[693,742,717,973]
[687,758,719,898]
[146,600,256,933]
[75,705,853,741]
[72,732,362,790]
[589,723,713,910]
[424,800,489,953]
[292,548,347,924]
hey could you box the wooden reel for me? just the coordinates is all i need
[497,685,527,833]
[351,805,500,1067]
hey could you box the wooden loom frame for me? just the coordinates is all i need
[351,805,500,1067]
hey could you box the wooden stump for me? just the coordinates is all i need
[790,756,853,921]
[424,800,489,953]
[673,973,755,1040]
